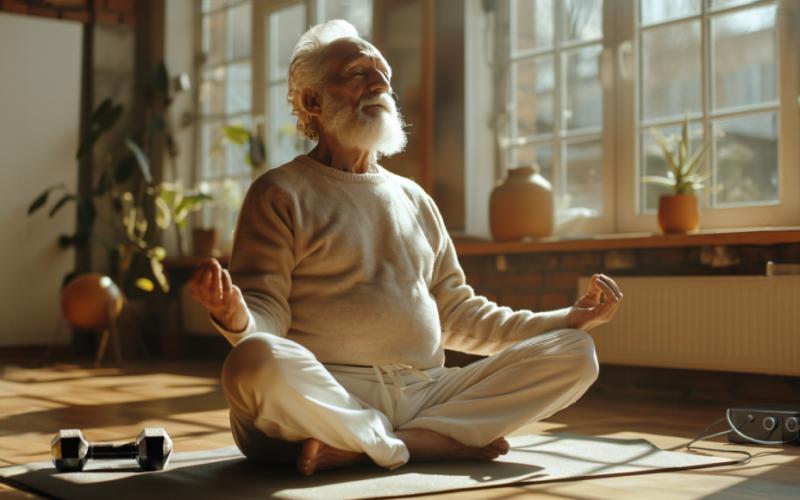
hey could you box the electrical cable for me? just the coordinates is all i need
[686,416,752,464]
[687,410,800,464]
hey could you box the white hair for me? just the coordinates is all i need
[287,20,360,141]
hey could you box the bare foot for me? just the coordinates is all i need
[395,428,510,462]
[296,439,369,476]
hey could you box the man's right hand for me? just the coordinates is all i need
[189,258,249,333]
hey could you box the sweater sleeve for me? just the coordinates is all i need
[427,203,570,356]
[211,176,295,346]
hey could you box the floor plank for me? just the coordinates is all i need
[0,362,798,499]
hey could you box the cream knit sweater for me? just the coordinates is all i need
[212,155,569,369]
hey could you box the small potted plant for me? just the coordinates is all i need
[642,115,721,234]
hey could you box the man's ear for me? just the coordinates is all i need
[301,88,322,117]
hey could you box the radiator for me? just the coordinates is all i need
[577,276,800,376]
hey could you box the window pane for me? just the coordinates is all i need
[200,121,226,180]
[563,0,602,43]
[270,84,308,167]
[516,0,553,53]
[517,56,554,137]
[714,113,778,206]
[202,0,229,14]
[203,12,226,67]
[321,0,373,41]
[712,5,777,111]
[710,0,759,9]
[227,1,252,60]
[564,139,603,215]
[640,122,705,212]
[641,20,702,121]
[226,115,252,177]
[564,44,602,131]
[226,61,252,114]
[640,0,700,26]
[516,144,554,186]
[270,3,307,82]
[201,67,226,116]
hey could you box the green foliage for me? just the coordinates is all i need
[125,138,153,184]
[642,114,722,196]
[213,125,266,169]
[76,98,123,160]
[29,62,213,296]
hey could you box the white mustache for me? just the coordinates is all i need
[358,93,395,113]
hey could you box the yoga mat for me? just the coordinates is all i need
[0,433,736,500]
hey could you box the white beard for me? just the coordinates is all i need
[320,90,408,161]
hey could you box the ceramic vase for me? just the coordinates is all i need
[489,165,554,240]
[657,195,699,234]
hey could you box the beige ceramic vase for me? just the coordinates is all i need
[490,165,554,240]
[657,194,700,233]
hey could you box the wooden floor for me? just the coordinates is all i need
[1,361,798,499]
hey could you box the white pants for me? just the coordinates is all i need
[221,329,598,470]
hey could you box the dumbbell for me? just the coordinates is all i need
[51,428,173,472]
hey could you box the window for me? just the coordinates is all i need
[267,3,309,168]
[626,0,797,231]
[195,0,374,245]
[488,0,800,236]
[198,0,254,241]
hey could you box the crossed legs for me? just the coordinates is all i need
[221,329,598,475]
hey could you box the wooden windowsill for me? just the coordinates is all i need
[452,227,800,256]
[163,227,800,267]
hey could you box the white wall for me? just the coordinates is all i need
[0,14,82,345]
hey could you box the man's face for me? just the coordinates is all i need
[316,38,406,158]
[322,38,392,116]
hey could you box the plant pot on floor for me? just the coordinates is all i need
[193,228,220,256]
[657,194,699,234]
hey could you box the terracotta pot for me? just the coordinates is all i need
[657,195,699,234]
[61,273,123,329]
[193,228,220,256]
[489,165,553,240]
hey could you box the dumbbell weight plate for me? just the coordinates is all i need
[51,429,89,472]
[136,428,173,471]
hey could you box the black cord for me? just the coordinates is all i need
[686,416,753,464]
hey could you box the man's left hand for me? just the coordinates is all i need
[566,274,623,332]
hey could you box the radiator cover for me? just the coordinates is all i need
[577,276,800,376]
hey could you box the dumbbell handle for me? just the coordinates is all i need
[88,441,138,460]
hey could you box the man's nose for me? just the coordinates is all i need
[366,68,390,93]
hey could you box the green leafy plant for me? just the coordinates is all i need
[28,63,213,295]
[642,114,722,196]
[211,124,266,169]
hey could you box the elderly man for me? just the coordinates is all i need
[190,20,622,476]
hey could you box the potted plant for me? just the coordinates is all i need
[642,114,721,234]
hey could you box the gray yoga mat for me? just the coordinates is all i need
[0,433,736,500]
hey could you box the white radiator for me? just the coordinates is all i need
[578,276,800,376]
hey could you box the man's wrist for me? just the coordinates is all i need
[211,309,249,333]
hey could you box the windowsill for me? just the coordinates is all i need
[451,227,800,256]
[162,227,800,268]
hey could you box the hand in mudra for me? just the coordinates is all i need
[566,274,623,332]
[190,259,249,333]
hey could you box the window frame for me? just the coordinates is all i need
[617,0,800,233]
[504,0,617,235]
[480,0,800,237]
